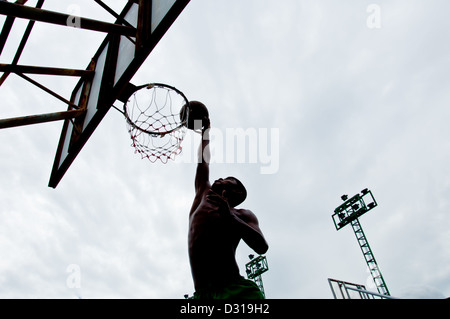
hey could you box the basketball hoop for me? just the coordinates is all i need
[116,83,190,163]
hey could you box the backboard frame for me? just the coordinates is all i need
[48,0,190,188]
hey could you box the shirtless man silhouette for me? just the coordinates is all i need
[188,105,269,299]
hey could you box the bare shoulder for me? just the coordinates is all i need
[234,208,259,224]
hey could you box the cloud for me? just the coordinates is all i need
[1,0,450,299]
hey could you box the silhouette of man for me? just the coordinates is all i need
[188,108,269,299]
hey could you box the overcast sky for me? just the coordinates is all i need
[1,0,449,299]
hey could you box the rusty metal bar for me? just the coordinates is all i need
[136,0,152,53]
[93,0,136,45]
[0,15,15,55]
[0,64,92,77]
[0,0,44,86]
[0,1,136,37]
[0,109,86,129]
[17,73,79,109]
[93,0,134,28]
[0,0,29,55]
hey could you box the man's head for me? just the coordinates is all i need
[211,177,247,207]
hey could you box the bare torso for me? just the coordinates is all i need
[188,188,241,290]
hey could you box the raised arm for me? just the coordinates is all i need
[190,119,211,215]
[194,119,211,193]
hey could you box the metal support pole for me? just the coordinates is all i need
[0,0,45,86]
[350,218,390,296]
[16,73,80,109]
[0,64,93,77]
[245,255,269,297]
[332,189,391,297]
[0,1,136,37]
[0,109,85,129]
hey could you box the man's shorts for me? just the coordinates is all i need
[192,277,264,299]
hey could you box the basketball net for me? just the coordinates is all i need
[123,84,188,163]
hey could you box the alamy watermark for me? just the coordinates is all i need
[366,4,382,29]
[179,126,280,175]
[66,263,81,289]
[66,4,81,28]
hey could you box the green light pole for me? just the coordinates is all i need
[245,255,269,297]
[332,188,390,296]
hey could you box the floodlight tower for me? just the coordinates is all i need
[332,188,390,296]
[245,255,269,297]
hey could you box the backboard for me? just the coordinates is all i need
[48,0,190,188]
